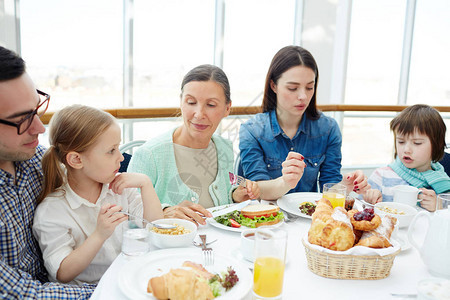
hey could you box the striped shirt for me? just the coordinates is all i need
[0,145,94,299]
[368,166,410,202]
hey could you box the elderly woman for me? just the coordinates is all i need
[128,64,259,224]
[239,46,369,200]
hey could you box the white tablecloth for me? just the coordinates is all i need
[91,209,432,300]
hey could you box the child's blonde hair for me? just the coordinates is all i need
[390,104,447,162]
[38,105,116,203]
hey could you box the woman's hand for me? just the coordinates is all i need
[109,173,152,195]
[232,180,260,203]
[163,200,212,226]
[418,188,437,212]
[363,189,382,204]
[342,170,370,194]
[281,152,306,189]
[94,204,127,241]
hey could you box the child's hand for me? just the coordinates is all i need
[342,170,370,194]
[363,189,382,204]
[109,173,152,195]
[418,188,437,212]
[95,204,127,241]
[232,180,260,202]
[281,152,306,189]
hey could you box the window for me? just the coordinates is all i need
[222,0,296,107]
[20,0,123,110]
[345,0,406,105]
[407,0,450,105]
[133,0,215,108]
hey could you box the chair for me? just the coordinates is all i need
[439,151,450,177]
[233,153,244,176]
[119,140,146,172]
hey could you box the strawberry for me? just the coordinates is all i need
[229,219,241,228]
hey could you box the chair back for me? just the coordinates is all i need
[234,153,244,176]
[439,151,450,177]
[119,140,146,172]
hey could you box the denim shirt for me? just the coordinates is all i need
[239,110,343,193]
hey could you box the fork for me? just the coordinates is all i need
[199,234,214,266]
[229,172,247,187]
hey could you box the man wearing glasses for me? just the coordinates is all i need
[0,46,94,298]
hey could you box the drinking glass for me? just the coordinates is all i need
[253,229,287,300]
[437,194,450,211]
[323,183,346,209]
[121,216,150,256]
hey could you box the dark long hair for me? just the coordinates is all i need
[262,46,320,120]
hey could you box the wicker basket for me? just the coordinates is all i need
[302,239,401,280]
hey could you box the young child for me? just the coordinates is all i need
[364,104,450,211]
[32,105,163,285]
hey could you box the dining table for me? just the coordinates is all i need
[90,198,435,300]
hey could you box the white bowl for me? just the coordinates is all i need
[148,218,197,248]
[374,202,418,228]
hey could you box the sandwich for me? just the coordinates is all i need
[239,204,284,228]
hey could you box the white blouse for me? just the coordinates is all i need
[33,183,143,285]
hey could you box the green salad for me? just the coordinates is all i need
[214,210,284,228]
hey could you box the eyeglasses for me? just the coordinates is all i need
[0,89,50,135]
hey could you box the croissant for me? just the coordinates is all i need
[308,200,355,251]
[356,215,397,248]
[308,198,333,245]
[319,207,355,251]
[147,262,215,300]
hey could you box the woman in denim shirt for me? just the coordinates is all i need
[239,46,370,200]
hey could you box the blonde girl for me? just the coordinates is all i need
[33,105,163,285]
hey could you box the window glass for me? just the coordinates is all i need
[345,0,405,105]
[407,0,450,105]
[20,0,123,110]
[133,0,215,108]
[222,0,296,107]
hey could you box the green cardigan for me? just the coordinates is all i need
[128,129,235,207]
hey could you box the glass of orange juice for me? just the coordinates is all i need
[323,183,346,209]
[253,229,287,299]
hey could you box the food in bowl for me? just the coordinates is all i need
[374,202,417,228]
[376,205,406,215]
[148,219,197,248]
[151,224,191,235]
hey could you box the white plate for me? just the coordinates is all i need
[118,248,252,300]
[230,247,290,270]
[207,217,284,233]
[276,192,322,219]
[277,193,364,219]
[230,247,254,269]
[207,204,284,233]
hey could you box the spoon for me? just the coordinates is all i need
[360,199,375,208]
[117,211,176,230]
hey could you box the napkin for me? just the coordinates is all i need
[303,235,401,256]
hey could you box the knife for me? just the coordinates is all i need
[390,293,417,298]
[211,200,252,218]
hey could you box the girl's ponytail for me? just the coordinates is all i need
[38,145,66,204]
